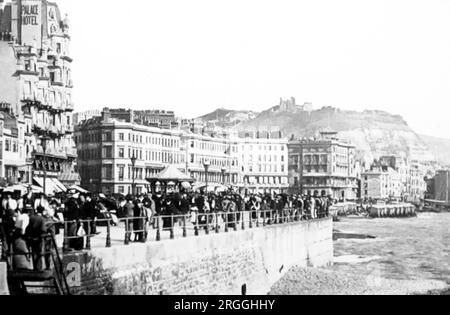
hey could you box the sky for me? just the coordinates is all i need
[56,0,450,138]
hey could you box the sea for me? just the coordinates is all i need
[332,212,450,294]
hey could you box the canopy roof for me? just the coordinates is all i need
[147,165,195,183]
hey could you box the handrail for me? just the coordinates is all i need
[59,208,330,252]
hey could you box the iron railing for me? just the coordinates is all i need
[59,208,329,252]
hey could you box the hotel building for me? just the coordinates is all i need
[288,131,358,200]
[75,109,290,194]
[75,110,185,195]
[0,0,78,189]
[238,131,289,194]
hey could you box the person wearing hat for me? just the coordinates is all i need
[124,196,134,243]
[65,192,83,250]
[1,192,18,246]
[21,186,36,216]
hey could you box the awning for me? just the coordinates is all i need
[58,173,81,183]
[3,184,43,195]
[33,177,66,195]
[51,178,67,192]
[68,185,89,194]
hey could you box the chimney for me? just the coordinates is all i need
[102,108,111,122]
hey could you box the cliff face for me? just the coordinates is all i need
[197,108,258,128]
[419,135,450,167]
[199,106,437,165]
[242,106,435,164]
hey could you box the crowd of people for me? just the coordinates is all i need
[0,185,333,271]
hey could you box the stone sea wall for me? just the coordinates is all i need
[62,218,333,295]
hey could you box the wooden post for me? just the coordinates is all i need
[85,221,91,250]
[142,217,147,243]
[106,219,111,248]
[194,213,199,236]
[182,215,187,238]
[241,211,245,230]
[156,216,161,241]
[249,211,253,229]
[224,212,229,233]
[233,212,238,231]
[215,212,219,234]
[256,210,259,228]
[124,218,129,245]
[170,215,174,240]
[205,214,210,235]
[62,221,69,252]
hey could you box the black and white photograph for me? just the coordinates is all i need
[0,0,450,301]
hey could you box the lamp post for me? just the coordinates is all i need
[131,154,137,196]
[203,159,211,193]
[221,167,227,186]
[40,135,51,196]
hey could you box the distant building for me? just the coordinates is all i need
[73,110,101,125]
[432,170,450,203]
[288,131,358,200]
[99,108,177,129]
[405,161,427,204]
[184,132,240,187]
[238,131,288,194]
[361,161,402,200]
[74,111,185,195]
[75,109,267,194]
[275,97,313,112]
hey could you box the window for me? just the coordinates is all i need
[118,186,125,194]
[118,165,125,181]
[119,133,124,141]
[103,146,113,158]
[102,165,113,180]
[103,132,112,142]
[118,147,124,158]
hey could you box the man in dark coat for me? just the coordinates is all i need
[124,196,135,243]
[65,194,83,250]
[25,207,50,271]
[22,186,36,215]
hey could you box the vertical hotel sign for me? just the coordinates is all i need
[20,0,42,45]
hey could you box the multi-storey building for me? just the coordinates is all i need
[238,131,289,194]
[432,170,450,202]
[361,164,402,200]
[0,109,27,184]
[183,131,240,187]
[288,131,358,200]
[75,109,290,195]
[73,109,101,125]
[406,161,427,204]
[0,0,78,189]
[75,111,185,195]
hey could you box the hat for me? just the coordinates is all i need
[99,193,106,199]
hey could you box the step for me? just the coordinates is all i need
[8,269,55,282]
[0,262,9,295]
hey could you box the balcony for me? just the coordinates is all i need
[64,103,74,112]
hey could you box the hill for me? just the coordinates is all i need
[240,106,435,164]
[197,108,259,128]
[419,135,450,167]
[198,105,440,165]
